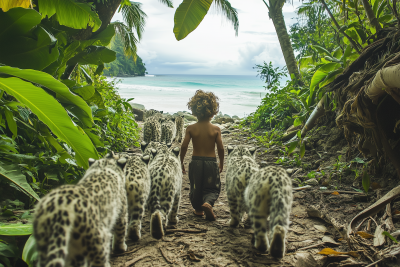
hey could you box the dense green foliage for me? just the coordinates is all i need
[0,4,142,211]
[245,0,399,134]
[103,36,147,76]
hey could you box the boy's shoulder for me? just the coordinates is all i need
[211,123,221,131]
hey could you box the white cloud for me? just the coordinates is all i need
[112,0,301,75]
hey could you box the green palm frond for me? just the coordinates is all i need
[120,1,147,40]
[213,0,239,36]
[158,0,174,8]
[112,21,138,60]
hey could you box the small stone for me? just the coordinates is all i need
[259,161,268,167]
[293,192,305,199]
[305,178,319,186]
[322,236,339,246]
[314,225,327,232]
[286,168,294,175]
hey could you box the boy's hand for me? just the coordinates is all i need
[182,164,186,174]
[219,163,223,173]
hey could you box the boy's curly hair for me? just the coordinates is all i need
[187,90,219,120]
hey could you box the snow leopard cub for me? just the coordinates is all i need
[141,141,182,239]
[160,117,176,144]
[119,152,151,241]
[143,113,163,143]
[174,115,185,143]
[226,145,259,227]
[244,166,293,258]
[33,153,128,267]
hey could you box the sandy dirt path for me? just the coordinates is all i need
[110,127,353,267]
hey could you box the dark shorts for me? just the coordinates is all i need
[188,156,221,210]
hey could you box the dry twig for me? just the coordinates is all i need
[125,254,152,266]
[159,247,174,264]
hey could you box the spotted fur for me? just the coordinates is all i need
[141,141,182,239]
[144,109,162,120]
[119,152,151,241]
[225,145,259,227]
[143,113,163,143]
[174,115,184,143]
[33,154,128,267]
[161,118,176,144]
[244,166,293,258]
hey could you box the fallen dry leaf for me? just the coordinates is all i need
[394,210,400,215]
[373,225,385,246]
[314,225,327,232]
[331,191,340,195]
[317,248,359,258]
[371,182,381,190]
[356,231,374,239]
[188,252,201,262]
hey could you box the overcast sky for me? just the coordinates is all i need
[112,0,301,75]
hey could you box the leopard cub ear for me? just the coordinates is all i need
[167,143,172,148]
[227,145,234,155]
[151,149,157,156]
[117,157,127,169]
[172,147,180,157]
[142,155,150,165]
[88,158,96,166]
[141,141,148,152]
[249,147,256,156]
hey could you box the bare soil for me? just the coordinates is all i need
[110,122,400,267]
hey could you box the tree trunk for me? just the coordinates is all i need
[361,0,382,31]
[268,0,302,83]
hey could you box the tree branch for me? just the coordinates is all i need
[320,0,361,54]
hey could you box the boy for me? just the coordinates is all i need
[180,90,224,221]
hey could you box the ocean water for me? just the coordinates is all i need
[115,74,267,117]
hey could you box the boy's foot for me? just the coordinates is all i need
[201,203,216,221]
[193,210,204,216]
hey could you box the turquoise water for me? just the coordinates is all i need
[115,74,267,117]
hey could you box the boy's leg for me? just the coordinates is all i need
[188,158,204,214]
[201,160,221,221]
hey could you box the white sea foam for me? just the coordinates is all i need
[114,75,267,117]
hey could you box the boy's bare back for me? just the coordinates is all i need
[186,121,222,158]
[180,90,225,174]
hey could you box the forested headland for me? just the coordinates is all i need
[103,36,147,77]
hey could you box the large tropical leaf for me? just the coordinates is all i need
[0,77,99,168]
[310,63,340,90]
[38,0,102,31]
[0,0,31,12]
[22,235,38,266]
[0,223,33,236]
[0,66,94,127]
[173,0,213,40]
[0,25,59,70]
[91,24,116,46]
[67,46,116,66]
[0,7,40,38]
[0,163,40,201]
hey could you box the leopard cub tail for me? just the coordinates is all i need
[150,210,164,239]
[269,225,286,258]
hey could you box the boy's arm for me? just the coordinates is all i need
[215,126,224,173]
[180,126,191,174]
